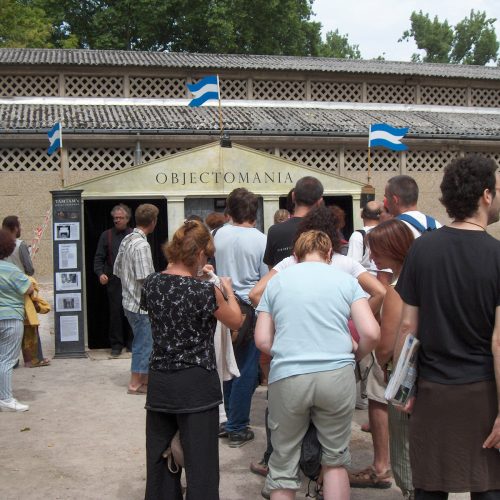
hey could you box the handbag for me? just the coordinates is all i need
[230,294,256,348]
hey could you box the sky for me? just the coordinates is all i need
[312,0,500,62]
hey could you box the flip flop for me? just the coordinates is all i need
[28,359,51,368]
[127,384,147,395]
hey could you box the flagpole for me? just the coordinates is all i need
[217,74,223,137]
[367,124,372,185]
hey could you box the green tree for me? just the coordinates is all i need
[0,0,53,47]
[451,10,499,65]
[319,29,361,59]
[400,9,498,65]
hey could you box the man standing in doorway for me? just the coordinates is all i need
[94,204,133,357]
[114,204,158,395]
[214,188,267,447]
[396,155,500,498]
[263,176,323,269]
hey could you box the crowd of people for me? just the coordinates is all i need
[1,155,499,500]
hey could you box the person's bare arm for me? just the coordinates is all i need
[393,302,419,365]
[375,286,403,367]
[350,298,380,361]
[357,271,386,316]
[249,269,277,307]
[483,305,500,450]
[255,311,275,355]
[213,277,243,331]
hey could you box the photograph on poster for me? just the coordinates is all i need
[56,293,81,312]
[58,243,77,269]
[60,315,79,342]
[55,272,81,291]
[54,222,80,241]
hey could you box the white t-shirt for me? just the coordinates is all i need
[347,225,377,274]
[273,253,366,279]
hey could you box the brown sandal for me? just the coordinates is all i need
[348,466,392,489]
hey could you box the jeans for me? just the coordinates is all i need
[124,310,152,374]
[0,319,23,400]
[223,339,260,433]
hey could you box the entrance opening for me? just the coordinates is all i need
[83,198,168,349]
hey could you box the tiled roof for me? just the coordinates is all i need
[2,103,500,140]
[1,48,500,81]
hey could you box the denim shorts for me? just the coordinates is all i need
[124,310,152,374]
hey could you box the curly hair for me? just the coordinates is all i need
[294,205,342,253]
[440,155,497,220]
[164,220,214,268]
[367,220,414,266]
[0,229,16,259]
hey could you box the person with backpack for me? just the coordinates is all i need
[255,230,380,500]
[384,175,441,238]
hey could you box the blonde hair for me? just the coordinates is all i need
[164,220,214,267]
[273,209,290,224]
[293,230,332,263]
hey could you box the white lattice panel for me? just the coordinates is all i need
[129,77,185,98]
[279,149,338,173]
[253,80,306,100]
[406,150,459,172]
[367,84,415,104]
[471,88,500,108]
[345,149,400,172]
[65,75,124,97]
[484,152,500,166]
[310,81,362,102]
[141,147,185,163]
[0,75,59,97]
[68,148,134,171]
[220,79,247,99]
[0,148,60,171]
[420,86,467,106]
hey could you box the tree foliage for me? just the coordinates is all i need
[400,9,499,65]
[319,29,361,59]
[0,0,364,58]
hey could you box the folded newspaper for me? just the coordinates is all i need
[384,334,420,406]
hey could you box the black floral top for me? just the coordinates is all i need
[141,273,219,371]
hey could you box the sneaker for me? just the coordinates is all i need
[250,459,269,477]
[0,398,29,412]
[261,483,271,499]
[228,428,254,448]
[218,423,228,438]
[110,348,122,357]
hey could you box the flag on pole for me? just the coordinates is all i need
[369,123,409,151]
[48,123,62,155]
[186,75,220,107]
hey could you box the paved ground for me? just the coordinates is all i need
[1,283,469,500]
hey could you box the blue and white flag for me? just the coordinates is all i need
[369,123,409,151]
[186,75,220,107]
[48,122,62,155]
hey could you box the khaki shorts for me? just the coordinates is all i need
[265,365,356,491]
[366,356,387,404]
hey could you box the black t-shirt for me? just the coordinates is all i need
[396,226,500,384]
[263,217,302,267]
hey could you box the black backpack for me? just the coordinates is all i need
[300,422,322,481]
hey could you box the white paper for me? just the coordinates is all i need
[58,243,77,269]
[55,272,81,291]
[54,222,80,241]
[56,293,82,312]
[60,315,79,342]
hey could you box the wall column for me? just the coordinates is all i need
[262,196,280,233]
[167,197,185,241]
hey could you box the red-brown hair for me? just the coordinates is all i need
[366,219,414,265]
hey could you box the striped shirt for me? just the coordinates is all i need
[113,228,154,314]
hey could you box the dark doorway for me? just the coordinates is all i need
[279,195,353,238]
[84,198,168,349]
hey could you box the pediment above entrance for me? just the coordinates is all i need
[65,141,366,198]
